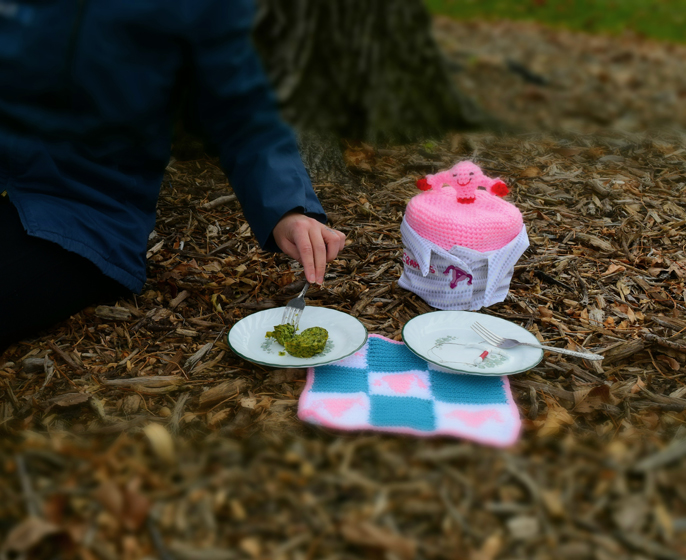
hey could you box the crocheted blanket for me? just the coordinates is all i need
[298,335,521,446]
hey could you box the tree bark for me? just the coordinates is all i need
[174,0,489,184]
[253,0,485,144]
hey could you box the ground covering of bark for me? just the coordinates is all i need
[1,19,686,560]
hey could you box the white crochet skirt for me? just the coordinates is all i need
[398,217,529,311]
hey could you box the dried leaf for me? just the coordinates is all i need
[121,478,152,532]
[613,495,649,532]
[94,480,125,518]
[50,393,90,408]
[340,522,416,560]
[142,422,176,464]
[574,384,616,413]
[0,517,72,556]
[541,490,565,519]
[656,355,680,371]
[240,397,257,409]
[538,400,574,436]
[239,537,262,558]
[553,147,585,157]
[95,305,132,321]
[199,379,246,408]
[601,263,626,276]
[521,166,542,177]
[470,532,503,560]
[207,408,233,427]
[506,516,539,540]
[538,306,554,319]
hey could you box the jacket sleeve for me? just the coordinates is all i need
[187,0,326,251]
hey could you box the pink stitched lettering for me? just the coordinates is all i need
[403,252,421,270]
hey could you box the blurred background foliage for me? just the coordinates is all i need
[426,0,686,44]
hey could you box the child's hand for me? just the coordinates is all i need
[272,212,346,285]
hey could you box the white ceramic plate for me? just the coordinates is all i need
[402,311,543,376]
[228,307,368,368]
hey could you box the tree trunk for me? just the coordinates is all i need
[253,0,485,144]
[174,0,488,184]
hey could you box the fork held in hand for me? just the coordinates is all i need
[281,282,309,330]
[471,321,604,361]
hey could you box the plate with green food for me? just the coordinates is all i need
[227,307,368,368]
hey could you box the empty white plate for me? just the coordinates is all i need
[402,311,543,375]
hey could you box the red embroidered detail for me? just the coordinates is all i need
[491,181,509,197]
[443,266,473,288]
[416,177,431,191]
[456,196,476,204]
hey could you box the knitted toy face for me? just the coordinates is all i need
[416,160,509,203]
[450,161,483,201]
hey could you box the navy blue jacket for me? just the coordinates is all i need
[0,0,325,292]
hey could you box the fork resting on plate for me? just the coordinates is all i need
[471,321,604,361]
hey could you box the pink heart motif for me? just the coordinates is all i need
[446,409,503,428]
[314,397,366,418]
[373,374,427,394]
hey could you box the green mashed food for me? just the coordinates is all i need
[266,324,295,346]
[266,325,329,358]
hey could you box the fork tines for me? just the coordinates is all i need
[281,282,309,329]
[282,307,302,327]
[471,322,501,345]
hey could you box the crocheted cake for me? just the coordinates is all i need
[407,161,523,252]
[399,161,529,311]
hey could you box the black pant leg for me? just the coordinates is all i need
[0,199,129,353]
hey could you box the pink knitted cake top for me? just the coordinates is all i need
[407,161,523,252]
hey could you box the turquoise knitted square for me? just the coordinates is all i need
[429,370,508,404]
[367,336,428,373]
[310,365,369,394]
[369,395,435,431]
[300,335,521,445]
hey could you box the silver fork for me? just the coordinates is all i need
[281,282,310,330]
[471,321,604,361]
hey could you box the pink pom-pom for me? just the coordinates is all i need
[491,180,509,197]
[416,177,431,191]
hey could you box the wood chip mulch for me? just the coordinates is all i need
[1,19,686,560]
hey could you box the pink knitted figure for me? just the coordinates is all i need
[416,161,509,203]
